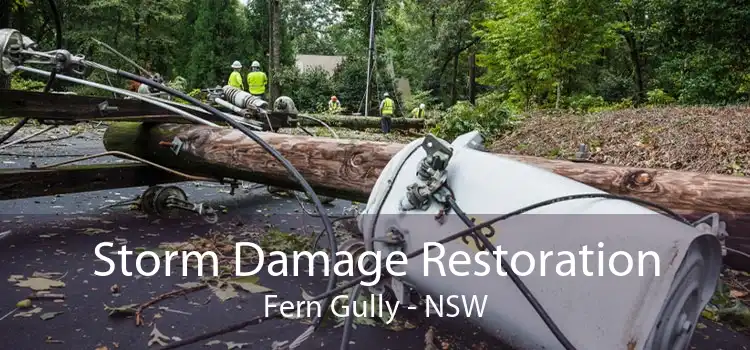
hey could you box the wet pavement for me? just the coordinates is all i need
[0,125,748,350]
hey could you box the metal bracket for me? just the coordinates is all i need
[170,137,183,155]
[98,101,119,116]
[399,134,454,212]
[691,213,729,256]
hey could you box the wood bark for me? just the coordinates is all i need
[103,123,750,269]
[299,115,433,131]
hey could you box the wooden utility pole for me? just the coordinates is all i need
[103,122,750,269]
[268,0,281,101]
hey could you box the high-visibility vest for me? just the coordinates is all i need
[411,107,424,118]
[381,98,394,115]
[246,71,268,95]
[227,71,243,90]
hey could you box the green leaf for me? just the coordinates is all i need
[230,276,273,294]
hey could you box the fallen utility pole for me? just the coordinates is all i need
[300,114,433,131]
[103,122,750,270]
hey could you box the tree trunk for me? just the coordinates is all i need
[299,115,433,131]
[450,52,459,105]
[0,0,11,90]
[269,0,281,101]
[468,49,476,105]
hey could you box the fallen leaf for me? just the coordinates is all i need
[7,274,24,282]
[32,271,64,279]
[205,340,221,346]
[80,228,112,236]
[104,303,138,316]
[94,346,108,350]
[44,336,63,344]
[210,283,239,302]
[696,322,707,329]
[15,277,65,291]
[225,341,249,349]
[16,299,32,308]
[230,276,273,294]
[14,307,42,317]
[40,311,63,320]
[300,288,314,301]
[730,290,748,298]
[176,282,204,289]
[110,284,119,294]
[148,325,170,347]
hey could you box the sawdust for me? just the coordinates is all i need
[489,106,750,175]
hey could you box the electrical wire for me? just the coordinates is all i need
[165,192,692,349]
[15,66,220,128]
[112,70,340,333]
[0,0,61,146]
[0,125,57,150]
[446,194,575,349]
[33,151,218,182]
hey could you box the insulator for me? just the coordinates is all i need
[222,85,268,110]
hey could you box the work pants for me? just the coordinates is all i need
[380,116,392,133]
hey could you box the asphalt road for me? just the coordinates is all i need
[0,125,749,350]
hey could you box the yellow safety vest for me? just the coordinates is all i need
[381,98,394,116]
[411,107,424,118]
[227,71,243,90]
[246,71,268,95]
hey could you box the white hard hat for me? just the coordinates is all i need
[419,103,425,109]
[251,61,260,68]
[231,61,242,69]
[383,92,389,97]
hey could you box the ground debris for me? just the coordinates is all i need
[14,277,65,291]
[490,106,750,175]
[148,325,170,347]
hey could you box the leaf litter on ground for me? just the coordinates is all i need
[148,325,170,347]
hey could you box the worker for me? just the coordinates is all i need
[379,92,394,133]
[228,61,244,90]
[246,60,268,99]
[328,96,341,113]
[410,103,426,118]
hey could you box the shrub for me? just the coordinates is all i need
[430,92,516,141]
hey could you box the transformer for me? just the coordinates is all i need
[357,131,723,350]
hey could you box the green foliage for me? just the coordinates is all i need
[277,66,335,113]
[430,93,516,141]
[646,89,675,106]
[568,95,607,114]
[10,74,46,91]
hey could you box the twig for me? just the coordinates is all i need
[0,308,18,321]
[159,311,282,349]
[135,284,207,326]
[28,292,65,300]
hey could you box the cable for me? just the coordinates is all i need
[47,0,62,50]
[115,70,340,332]
[33,151,217,182]
[0,0,61,147]
[167,192,687,349]
[0,118,31,144]
[445,193,575,350]
[0,125,57,150]
[728,247,750,260]
[15,66,220,128]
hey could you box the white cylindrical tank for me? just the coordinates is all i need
[358,131,722,350]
